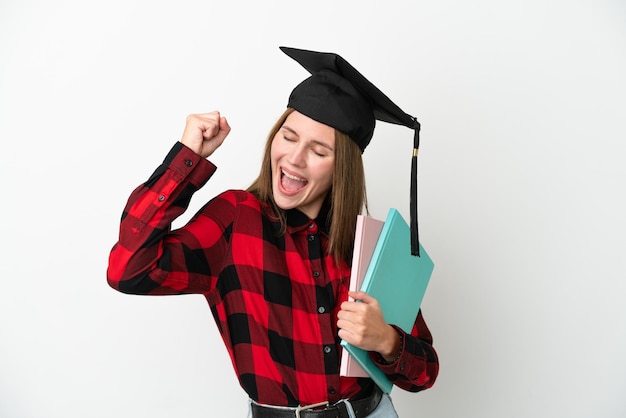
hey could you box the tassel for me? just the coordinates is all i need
[410,119,421,257]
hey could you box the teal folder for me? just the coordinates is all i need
[340,208,434,393]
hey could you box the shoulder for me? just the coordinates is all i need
[207,190,279,234]
[207,190,273,220]
[215,189,262,207]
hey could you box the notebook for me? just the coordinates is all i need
[340,208,434,393]
[340,214,385,377]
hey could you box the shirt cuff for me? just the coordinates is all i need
[165,142,217,188]
[370,326,407,372]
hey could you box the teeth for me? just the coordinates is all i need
[282,169,306,182]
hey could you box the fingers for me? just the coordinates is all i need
[347,291,375,304]
[337,309,378,349]
[211,115,231,147]
[337,297,373,344]
[181,112,231,158]
[339,292,378,326]
[337,316,367,346]
[337,326,360,345]
[219,114,231,134]
[337,306,366,326]
[338,291,389,351]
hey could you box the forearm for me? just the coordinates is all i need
[107,142,217,294]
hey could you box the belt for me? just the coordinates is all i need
[250,386,382,418]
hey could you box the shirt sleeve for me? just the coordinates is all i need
[369,310,439,392]
[107,142,227,295]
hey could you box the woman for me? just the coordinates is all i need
[107,47,438,418]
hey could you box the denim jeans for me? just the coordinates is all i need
[247,393,399,418]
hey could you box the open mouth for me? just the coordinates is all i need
[281,168,308,193]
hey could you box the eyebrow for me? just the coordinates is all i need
[281,125,335,151]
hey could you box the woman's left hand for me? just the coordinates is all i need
[337,291,400,361]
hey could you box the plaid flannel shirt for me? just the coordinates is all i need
[107,142,438,406]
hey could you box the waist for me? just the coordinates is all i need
[250,385,383,418]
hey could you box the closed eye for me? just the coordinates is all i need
[311,147,329,157]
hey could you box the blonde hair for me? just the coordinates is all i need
[247,108,368,264]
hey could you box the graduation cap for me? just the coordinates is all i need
[280,46,423,256]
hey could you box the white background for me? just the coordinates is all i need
[1,1,625,417]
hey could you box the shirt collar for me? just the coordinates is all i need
[285,202,331,236]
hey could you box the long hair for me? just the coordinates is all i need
[247,108,368,264]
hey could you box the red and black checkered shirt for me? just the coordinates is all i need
[107,142,438,406]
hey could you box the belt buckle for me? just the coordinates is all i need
[295,401,330,418]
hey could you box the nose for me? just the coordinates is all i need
[287,143,306,167]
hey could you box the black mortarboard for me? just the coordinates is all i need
[280,46,423,256]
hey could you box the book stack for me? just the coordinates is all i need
[339,208,434,393]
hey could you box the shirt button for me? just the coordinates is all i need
[308,235,315,242]
[324,345,332,354]
[184,159,193,167]
[158,195,165,201]
[318,306,326,314]
[312,271,320,278]
[328,387,336,395]
[308,223,315,229]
